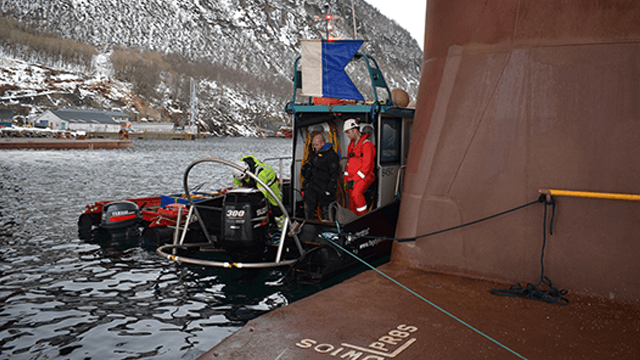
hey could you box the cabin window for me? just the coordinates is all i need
[380,118,401,165]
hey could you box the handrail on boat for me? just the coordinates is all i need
[156,157,305,269]
[263,156,292,195]
[157,243,299,269]
[290,51,393,107]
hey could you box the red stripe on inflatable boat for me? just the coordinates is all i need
[110,214,137,222]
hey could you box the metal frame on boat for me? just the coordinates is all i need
[155,158,304,269]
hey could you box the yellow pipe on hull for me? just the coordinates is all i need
[539,189,640,201]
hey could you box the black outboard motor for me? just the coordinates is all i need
[220,188,269,255]
[101,201,142,237]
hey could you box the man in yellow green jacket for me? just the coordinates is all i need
[232,155,285,228]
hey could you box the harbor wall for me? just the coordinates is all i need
[396,0,640,301]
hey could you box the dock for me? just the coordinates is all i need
[90,131,198,140]
[0,138,133,150]
[197,262,640,359]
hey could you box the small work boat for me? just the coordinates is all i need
[78,38,414,283]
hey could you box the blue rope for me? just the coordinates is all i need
[322,224,529,360]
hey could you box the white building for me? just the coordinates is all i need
[35,109,129,132]
[0,108,12,127]
[129,121,175,133]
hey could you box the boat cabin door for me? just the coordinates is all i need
[372,114,411,209]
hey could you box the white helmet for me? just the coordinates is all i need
[343,118,359,132]
[232,160,249,179]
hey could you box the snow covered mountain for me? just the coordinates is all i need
[0,0,422,136]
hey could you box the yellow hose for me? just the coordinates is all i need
[539,189,640,201]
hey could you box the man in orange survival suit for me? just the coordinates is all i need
[343,118,376,216]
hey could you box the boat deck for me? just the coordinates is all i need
[197,262,639,360]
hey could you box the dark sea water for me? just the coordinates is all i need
[0,138,328,359]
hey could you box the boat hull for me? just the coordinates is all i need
[396,0,640,301]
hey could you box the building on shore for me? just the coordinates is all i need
[0,108,12,127]
[34,109,129,133]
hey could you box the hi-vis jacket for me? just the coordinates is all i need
[344,133,375,185]
[233,155,282,207]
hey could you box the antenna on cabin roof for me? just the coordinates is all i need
[323,4,331,40]
[189,77,197,133]
[351,0,357,39]
[313,3,361,41]
[315,3,345,41]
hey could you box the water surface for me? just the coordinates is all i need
[0,138,328,359]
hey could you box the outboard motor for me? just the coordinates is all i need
[101,201,142,237]
[220,188,269,254]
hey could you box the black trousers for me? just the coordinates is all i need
[304,188,331,220]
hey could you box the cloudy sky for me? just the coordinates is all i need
[365,0,426,49]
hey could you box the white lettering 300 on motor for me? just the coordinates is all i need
[226,209,246,218]
[295,324,418,359]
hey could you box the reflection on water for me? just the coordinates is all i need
[0,138,325,359]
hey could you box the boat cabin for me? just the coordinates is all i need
[285,40,414,222]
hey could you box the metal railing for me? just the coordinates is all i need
[263,156,292,195]
[156,157,304,268]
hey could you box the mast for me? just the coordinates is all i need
[351,0,357,39]
[189,77,197,133]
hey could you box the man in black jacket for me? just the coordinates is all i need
[301,134,341,220]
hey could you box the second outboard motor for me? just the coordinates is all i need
[220,188,269,253]
[101,201,142,238]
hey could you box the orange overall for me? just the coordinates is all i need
[344,133,375,216]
